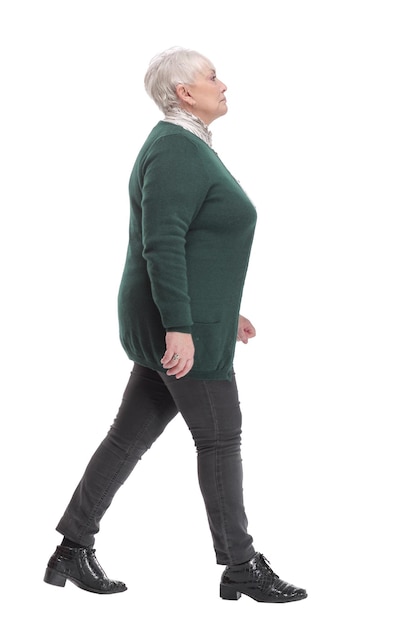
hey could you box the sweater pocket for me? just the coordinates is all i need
[192,321,227,371]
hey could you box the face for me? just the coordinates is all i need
[180,65,228,125]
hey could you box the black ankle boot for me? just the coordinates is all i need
[44,545,127,594]
[220,552,307,603]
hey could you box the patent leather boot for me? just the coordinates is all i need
[44,545,127,594]
[220,552,307,602]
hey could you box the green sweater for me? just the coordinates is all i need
[118,121,257,380]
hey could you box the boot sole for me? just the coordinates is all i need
[44,567,127,594]
[220,583,307,602]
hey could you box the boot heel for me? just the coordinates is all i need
[220,584,241,600]
[44,567,67,587]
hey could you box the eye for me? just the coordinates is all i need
[211,74,217,81]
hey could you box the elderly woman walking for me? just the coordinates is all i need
[43,46,307,604]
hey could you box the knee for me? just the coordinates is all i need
[194,428,242,454]
[104,426,149,462]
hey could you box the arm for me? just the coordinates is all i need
[141,135,209,378]
[141,135,209,331]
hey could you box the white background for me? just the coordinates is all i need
[1,1,416,624]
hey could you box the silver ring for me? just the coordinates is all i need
[172,353,180,361]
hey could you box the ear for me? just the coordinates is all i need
[176,84,195,106]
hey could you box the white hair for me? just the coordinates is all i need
[144,46,213,113]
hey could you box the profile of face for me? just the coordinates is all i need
[176,65,228,126]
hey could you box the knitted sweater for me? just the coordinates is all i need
[118,121,257,380]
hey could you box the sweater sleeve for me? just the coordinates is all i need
[139,134,210,331]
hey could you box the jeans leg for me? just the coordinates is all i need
[160,371,255,565]
[56,364,178,546]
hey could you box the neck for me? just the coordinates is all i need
[163,107,213,147]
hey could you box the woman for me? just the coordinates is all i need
[44,47,307,603]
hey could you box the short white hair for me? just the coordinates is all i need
[144,46,213,113]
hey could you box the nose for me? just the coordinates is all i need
[219,79,227,92]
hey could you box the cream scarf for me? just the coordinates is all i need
[163,107,213,147]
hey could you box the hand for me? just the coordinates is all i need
[161,331,195,379]
[237,314,256,344]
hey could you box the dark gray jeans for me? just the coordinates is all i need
[56,363,255,565]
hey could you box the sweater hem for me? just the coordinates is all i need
[125,355,233,381]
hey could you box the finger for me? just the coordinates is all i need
[164,354,184,370]
[166,358,194,378]
[161,352,181,367]
[166,359,186,375]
